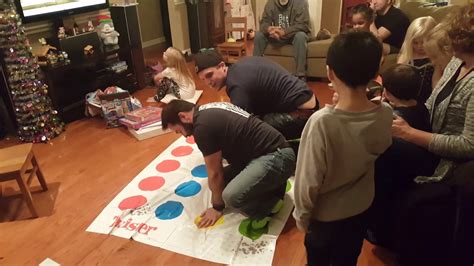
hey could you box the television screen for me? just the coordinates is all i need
[16,0,109,22]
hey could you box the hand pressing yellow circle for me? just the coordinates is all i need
[194,215,225,229]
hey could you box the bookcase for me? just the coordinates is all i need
[40,5,146,123]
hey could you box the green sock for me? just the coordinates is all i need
[271,199,284,214]
[251,216,271,229]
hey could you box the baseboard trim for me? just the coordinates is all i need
[142,37,167,48]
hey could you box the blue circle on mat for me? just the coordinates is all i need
[175,180,202,197]
[191,164,207,178]
[155,201,184,220]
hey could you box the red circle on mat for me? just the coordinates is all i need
[186,136,195,144]
[171,146,193,157]
[139,176,165,191]
[118,195,147,210]
[156,159,180,172]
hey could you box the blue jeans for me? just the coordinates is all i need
[222,147,295,219]
[253,31,308,76]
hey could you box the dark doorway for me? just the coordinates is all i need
[160,0,172,47]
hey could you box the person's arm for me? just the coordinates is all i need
[429,94,474,159]
[260,1,274,35]
[293,117,327,232]
[280,2,310,39]
[204,151,225,207]
[393,93,474,159]
[153,67,170,84]
[371,25,391,42]
[392,115,433,149]
[197,151,225,228]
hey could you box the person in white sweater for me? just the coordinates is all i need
[293,31,393,266]
[153,47,196,102]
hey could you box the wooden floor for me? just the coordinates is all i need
[0,45,397,265]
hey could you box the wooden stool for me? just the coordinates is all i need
[217,17,247,64]
[0,143,48,218]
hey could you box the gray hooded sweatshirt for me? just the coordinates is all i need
[260,0,311,39]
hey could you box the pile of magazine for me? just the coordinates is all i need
[119,106,170,140]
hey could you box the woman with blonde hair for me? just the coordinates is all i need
[392,4,474,265]
[153,47,196,102]
[397,16,437,65]
[397,16,437,103]
[423,23,453,88]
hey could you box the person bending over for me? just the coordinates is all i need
[161,100,296,233]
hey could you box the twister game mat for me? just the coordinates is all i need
[87,136,295,265]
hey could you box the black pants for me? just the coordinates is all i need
[397,161,474,266]
[305,210,368,266]
[155,77,180,101]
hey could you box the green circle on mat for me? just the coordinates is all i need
[285,180,292,192]
[238,218,268,241]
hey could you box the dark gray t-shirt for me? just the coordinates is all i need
[226,57,314,116]
[193,102,286,166]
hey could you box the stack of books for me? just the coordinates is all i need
[119,106,171,140]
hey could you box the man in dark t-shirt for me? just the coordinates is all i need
[161,100,296,230]
[371,1,410,54]
[194,50,318,141]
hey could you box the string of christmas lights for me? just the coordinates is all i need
[0,1,64,142]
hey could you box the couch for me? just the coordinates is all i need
[262,1,460,78]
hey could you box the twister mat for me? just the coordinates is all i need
[87,136,295,265]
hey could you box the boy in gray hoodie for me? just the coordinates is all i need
[293,31,393,266]
[253,0,311,79]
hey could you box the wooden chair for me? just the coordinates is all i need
[0,143,48,218]
[217,17,247,64]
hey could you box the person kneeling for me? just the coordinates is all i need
[161,100,296,231]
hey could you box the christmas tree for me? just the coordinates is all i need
[0,2,64,143]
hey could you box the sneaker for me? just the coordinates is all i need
[271,198,284,214]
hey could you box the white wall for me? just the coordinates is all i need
[167,0,190,52]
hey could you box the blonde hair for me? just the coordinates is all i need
[423,23,452,69]
[164,47,194,84]
[398,16,437,64]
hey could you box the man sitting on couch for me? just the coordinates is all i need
[253,0,311,80]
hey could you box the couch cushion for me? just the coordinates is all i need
[264,38,333,58]
[400,2,460,22]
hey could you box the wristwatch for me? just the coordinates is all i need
[212,204,225,212]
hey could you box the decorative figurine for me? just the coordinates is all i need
[87,20,95,32]
[99,24,120,46]
[57,26,66,39]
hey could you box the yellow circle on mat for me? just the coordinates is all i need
[194,215,225,229]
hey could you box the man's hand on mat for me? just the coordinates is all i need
[197,208,223,228]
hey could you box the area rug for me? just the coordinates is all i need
[87,136,295,265]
